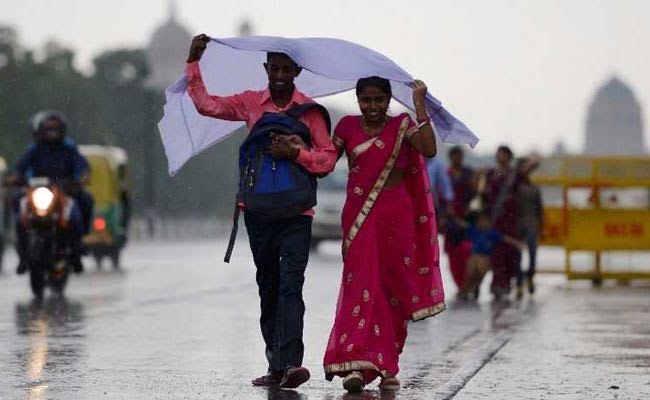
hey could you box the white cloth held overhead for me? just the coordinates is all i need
[158,36,479,175]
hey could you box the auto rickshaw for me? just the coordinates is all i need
[79,145,130,269]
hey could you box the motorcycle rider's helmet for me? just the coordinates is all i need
[30,110,68,145]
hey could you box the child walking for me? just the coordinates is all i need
[456,212,523,300]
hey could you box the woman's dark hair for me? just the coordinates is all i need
[497,145,514,160]
[356,76,392,97]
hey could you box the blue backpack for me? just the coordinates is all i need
[224,103,331,262]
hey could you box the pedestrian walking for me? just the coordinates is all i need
[516,157,543,296]
[184,34,336,389]
[445,146,476,291]
[323,76,445,393]
[482,146,538,299]
[455,211,524,300]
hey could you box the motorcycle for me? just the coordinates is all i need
[19,177,76,298]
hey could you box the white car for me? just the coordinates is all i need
[312,163,348,250]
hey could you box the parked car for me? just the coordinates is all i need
[312,162,347,250]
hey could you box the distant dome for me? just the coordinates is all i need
[146,1,192,90]
[584,76,646,155]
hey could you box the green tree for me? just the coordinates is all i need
[94,49,150,86]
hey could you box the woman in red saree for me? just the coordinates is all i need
[483,146,540,299]
[445,146,476,291]
[323,77,445,393]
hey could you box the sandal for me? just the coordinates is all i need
[379,376,400,390]
[279,366,311,389]
[342,371,364,393]
[251,371,282,387]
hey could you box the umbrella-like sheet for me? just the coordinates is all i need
[158,36,479,175]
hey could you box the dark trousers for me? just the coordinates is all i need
[244,213,312,373]
[516,229,538,285]
[74,190,94,235]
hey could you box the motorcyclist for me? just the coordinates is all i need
[6,110,94,274]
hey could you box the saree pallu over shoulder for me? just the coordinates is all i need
[349,137,379,166]
[342,116,411,255]
[341,114,446,320]
[403,127,446,320]
[324,114,445,383]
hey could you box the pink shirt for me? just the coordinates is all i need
[186,61,337,215]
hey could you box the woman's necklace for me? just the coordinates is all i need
[361,115,388,137]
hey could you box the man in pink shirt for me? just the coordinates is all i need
[186,34,336,389]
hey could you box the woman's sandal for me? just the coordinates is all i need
[342,371,364,393]
[378,376,401,391]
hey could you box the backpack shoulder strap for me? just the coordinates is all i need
[284,103,332,134]
[223,204,241,263]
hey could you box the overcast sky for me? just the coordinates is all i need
[1,0,649,155]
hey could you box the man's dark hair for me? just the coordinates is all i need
[266,51,299,67]
[355,76,392,97]
[448,145,464,158]
[497,145,514,159]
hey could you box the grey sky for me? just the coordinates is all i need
[1,0,649,155]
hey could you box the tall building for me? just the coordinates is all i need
[584,76,646,155]
[146,0,192,90]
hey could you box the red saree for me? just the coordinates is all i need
[445,166,475,289]
[485,168,521,293]
[324,114,445,383]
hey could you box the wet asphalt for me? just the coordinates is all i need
[0,240,648,400]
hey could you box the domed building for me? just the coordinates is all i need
[584,76,647,155]
[146,0,192,90]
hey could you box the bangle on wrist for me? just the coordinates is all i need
[416,119,430,130]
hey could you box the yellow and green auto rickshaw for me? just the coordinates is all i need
[79,145,130,269]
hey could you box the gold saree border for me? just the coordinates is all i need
[349,137,378,165]
[405,125,419,139]
[343,116,411,255]
[324,360,389,378]
[412,301,446,321]
[332,134,345,149]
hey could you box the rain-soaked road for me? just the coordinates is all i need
[0,239,648,399]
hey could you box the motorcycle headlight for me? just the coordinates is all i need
[32,187,54,216]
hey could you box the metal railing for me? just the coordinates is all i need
[532,156,650,282]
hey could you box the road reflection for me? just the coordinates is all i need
[265,387,399,400]
[14,297,85,400]
[266,387,306,400]
[320,390,398,400]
